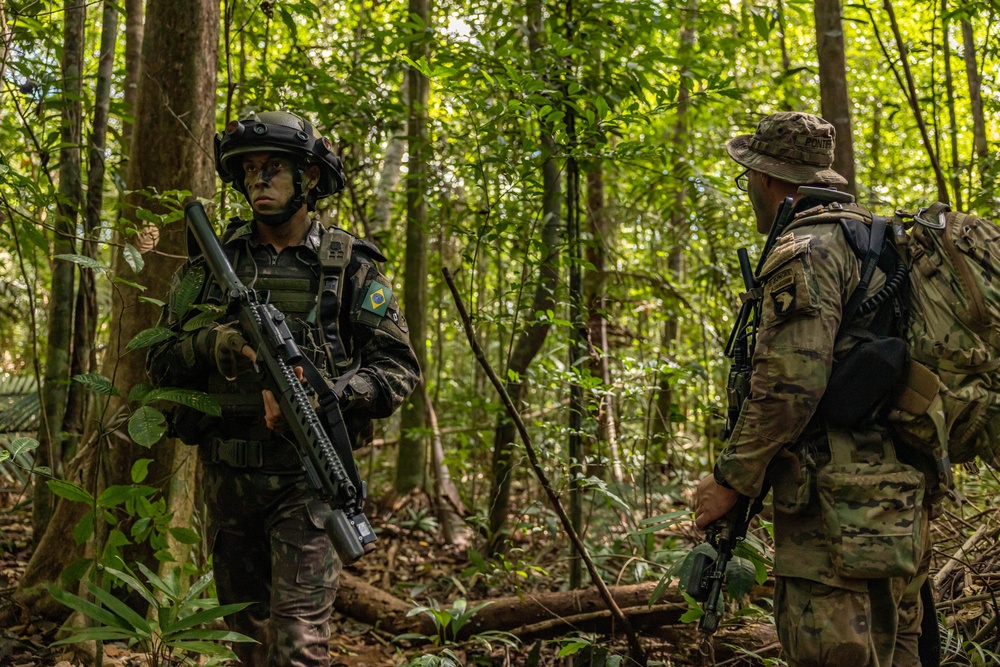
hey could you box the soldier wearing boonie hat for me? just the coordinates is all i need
[693,112,935,667]
[725,111,847,186]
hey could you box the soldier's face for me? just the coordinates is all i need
[243,152,297,215]
[747,170,776,234]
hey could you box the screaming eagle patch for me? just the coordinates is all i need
[770,285,796,317]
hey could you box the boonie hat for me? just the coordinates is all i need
[726,111,847,186]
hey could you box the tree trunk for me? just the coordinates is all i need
[487,0,562,551]
[34,0,86,547]
[121,0,144,154]
[369,84,408,247]
[395,0,431,495]
[0,1,13,99]
[961,19,992,210]
[813,0,857,196]
[941,1,963,211]
[65,0,120,458]
[583,159,622,483]
[19,0,220,613]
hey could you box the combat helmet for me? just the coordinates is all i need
[215,111,346,223]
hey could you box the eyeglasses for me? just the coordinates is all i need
[735,169,750,192]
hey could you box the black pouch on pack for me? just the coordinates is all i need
[818,336,909,428]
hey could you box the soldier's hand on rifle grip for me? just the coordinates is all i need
[694,474,740,530]
[263,365,304,431]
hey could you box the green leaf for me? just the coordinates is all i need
[102,564,159,610]
[128,407,167,447]
[142,388,221,416]
[127,326,174,351]
[169,527,201,545]
[557,641,588,657]
[48,479,94,504]
[50,627,138,646]
[725,556,757,600]
[174,267,206,318]
[181,307,225,331]
[73,510,94,544]
[8,437,39,458]
[129,383,152,403]
[86,580,153,635]
[131,458,152,483]
[98,484,153,508]
[122,243,145,273]
[45,585,132,631]
[679,591,705,624]
[73,373,120,396]
[165,602,254,635]
[55,254,108,273]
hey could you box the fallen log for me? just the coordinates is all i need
[335,573,773,641]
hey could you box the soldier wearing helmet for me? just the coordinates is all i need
[148,111,419,666]
[693,112,936,666]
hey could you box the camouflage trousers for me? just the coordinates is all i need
[205,466,342,667]
[774,538,930,667]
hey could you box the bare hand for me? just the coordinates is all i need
[694,474,740,530]
[263,366,304,431]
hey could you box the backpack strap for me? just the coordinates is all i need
[839,214,887,334]
[316,228,354,374]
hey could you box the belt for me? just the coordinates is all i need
[202,438,264,468]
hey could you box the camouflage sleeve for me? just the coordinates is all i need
[342,256,420,419]
[715,224,857,497]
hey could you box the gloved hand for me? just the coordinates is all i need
[193,323,251,380]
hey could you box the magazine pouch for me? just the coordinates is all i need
[817,429,925,579]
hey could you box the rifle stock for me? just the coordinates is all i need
[184,201,376,564]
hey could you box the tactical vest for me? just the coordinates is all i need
[201,221,356,453]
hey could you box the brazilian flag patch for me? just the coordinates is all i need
[363,281,392,316]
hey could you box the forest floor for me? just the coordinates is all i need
[4,475,999,667]
[0,483,784,667]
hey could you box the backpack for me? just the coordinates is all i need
[886,202,1000,472]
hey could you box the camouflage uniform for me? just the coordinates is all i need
[147,113,419,666]
[715,113,933,667]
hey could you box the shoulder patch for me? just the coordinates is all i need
[757,234,813,281]
[363,280,392,316]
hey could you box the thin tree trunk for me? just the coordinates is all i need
[122,0,144,154]
[882,0,950,203]
[65,0,120,457]
[941,1,963,211]
[488,0,562,551]
[0,1,13,99]
[814,0,858,196]
[369,84,408,247]
[422,380,470,547]
[395,0,431,495]
[584,160,622,483]
[34,0,86,547]
[961,19,991,206]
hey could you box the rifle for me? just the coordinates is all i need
[184,201,376,564]
[686,197,794,633]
